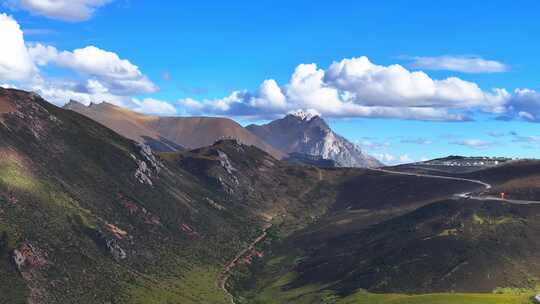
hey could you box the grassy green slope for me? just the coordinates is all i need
[0,89,244,303]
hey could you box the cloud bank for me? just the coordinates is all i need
[180,56,510,121]
[3,13,540,121]
[28,43,158,95]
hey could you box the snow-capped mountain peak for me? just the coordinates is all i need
[288,109,320,121]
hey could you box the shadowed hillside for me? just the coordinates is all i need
[233,162,540,304]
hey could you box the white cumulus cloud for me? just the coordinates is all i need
[27,42,58,66]
[0,13,37,81]
[325,56,508,112]
[27,44,158,95]
[131,98,177,115]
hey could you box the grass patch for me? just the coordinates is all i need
[242,270,336,304]
[438,228,458,237]
[0,162,38,192]
[472,213,517,226]
[341,291,534,304]
[121,266,230,304]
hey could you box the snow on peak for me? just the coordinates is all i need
[288,109,320,121]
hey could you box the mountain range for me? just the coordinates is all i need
[64,100,284,159]
[64,102,380,168]
[3,88,540,304]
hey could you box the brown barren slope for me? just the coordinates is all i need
[64,101,284,158]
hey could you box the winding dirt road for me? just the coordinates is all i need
[371,167,540,205]
[217,223,272,303]
[372,168,492,190]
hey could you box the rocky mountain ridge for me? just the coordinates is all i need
[247,111,382,168]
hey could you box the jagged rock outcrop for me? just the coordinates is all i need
[217,150,237,175]
[134,161,154,185]
[106,239,127,261]
[138,143,162,172]
[216,149,240,193]
[133,143,163,186]
[12,248,25,269]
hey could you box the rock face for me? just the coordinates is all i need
[12,248,26,269]
[175,139,295,205]
[133,143,162,186]
[106,239,127,261]
[247,111,382,168]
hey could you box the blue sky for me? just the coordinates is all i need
[1,1,540,163]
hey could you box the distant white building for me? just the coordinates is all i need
[423,156,511,167]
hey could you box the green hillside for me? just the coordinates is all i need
[0,88,342,303]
